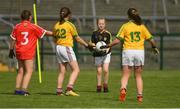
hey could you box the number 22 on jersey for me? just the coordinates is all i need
[54,28,66,39]
[21,32,29,45]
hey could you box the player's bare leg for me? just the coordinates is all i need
[64,61,80,96]
[68,61,80,86]
[119,65,132,101]
[16,60,24,90]
[121,65,132,89]
[57,63,67,95]
[14,60,24,94]
[22,60,33,92]
[96,65,102,92]
[134,66,143,102]
[103,63,109,92]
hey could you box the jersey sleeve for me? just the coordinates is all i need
[108,31,112,43]
[90,31,96,43]
[53,23,58,38]
[116,24,125,40]
[105,31,112,44]
[142,25,153,40]
[10,27,17,40]
[69,23,78,38]
[34,25,46,39]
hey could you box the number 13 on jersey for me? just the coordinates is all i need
[130,31,141,42]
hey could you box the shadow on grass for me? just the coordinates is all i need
[77,90,96,93]
[0,92,14,95]
[35,92,56,95]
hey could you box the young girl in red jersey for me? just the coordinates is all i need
[9,10,52,96]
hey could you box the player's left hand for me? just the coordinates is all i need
[86,44,95,52]
[152,46,159,55]
[9,49,15,59]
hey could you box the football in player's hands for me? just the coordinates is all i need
[88,44,95,51]
[100,45,109,49]
[96,41,107,51]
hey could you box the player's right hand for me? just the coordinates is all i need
[152,46,159,55]
[86,44,95,52]
[9,49,15,59]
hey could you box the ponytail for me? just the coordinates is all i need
[127,8,142,25]
[59,7,71,24]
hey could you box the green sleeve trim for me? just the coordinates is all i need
[73,35,78,38]
[106,30,112,43]
[147,36,154,40]
[116,35,124,41]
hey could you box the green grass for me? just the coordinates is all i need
[0,69,180,108]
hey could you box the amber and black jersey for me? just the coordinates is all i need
[91,30,112,57]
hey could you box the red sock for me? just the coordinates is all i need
[56,88,63,93]
[103,83,108,88]
[66,84,73,91]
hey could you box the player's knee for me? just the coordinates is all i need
[97,70,102,75]
[18,69,23,74]
[59,71,66,75]
[74,67,80,74]
[103,67,109,74]
[103,70,109,75]
[76,69,80,74]
[135,72,142,79]
[27,68,33,73]
[97,67,102,73]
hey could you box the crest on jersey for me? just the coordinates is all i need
[98,34,103,40]
[104,37,107,41]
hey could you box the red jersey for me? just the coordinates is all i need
[10,20,46,60]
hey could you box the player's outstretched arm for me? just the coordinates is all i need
[88,42,96,47]
[148,39,159,55]
[109,38,120,47]
[45,30,53,36]
[75,36,94,50]
[75,36,88,47]
[100,38,120,49]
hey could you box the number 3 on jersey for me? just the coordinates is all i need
[21,32,29,45]
[130,32,141,42]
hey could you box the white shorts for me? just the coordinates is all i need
[122,50,144,66]
[56,45,77,63]
[94,53,111,66]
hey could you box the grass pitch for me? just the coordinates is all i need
[0,69,180,108]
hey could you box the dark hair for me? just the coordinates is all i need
[127,8,142,25]
[97,18,106,24]
[21,10,31,20]
[59,7,71,24]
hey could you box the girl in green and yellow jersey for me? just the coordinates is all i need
[53,7,91,96]
[101,8,159,102]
